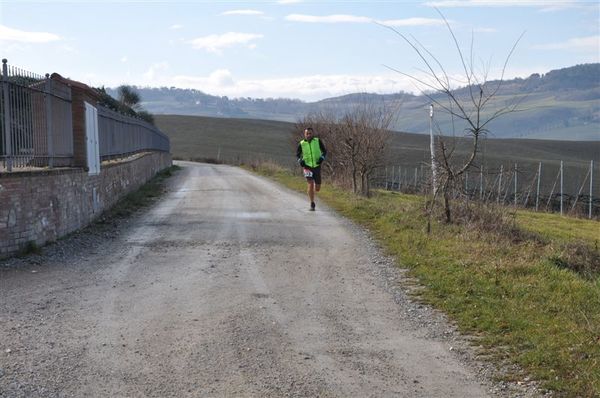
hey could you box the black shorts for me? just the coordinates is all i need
[305,167,322,185]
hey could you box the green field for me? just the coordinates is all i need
[155,114,600,199]
[155,115,298,167]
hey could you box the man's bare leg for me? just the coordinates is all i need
[308,181,316,210]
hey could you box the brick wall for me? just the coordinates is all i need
[0,151,171,258]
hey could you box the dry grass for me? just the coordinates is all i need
[550,241,600,281]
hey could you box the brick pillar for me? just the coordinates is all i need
[50,73,101,169]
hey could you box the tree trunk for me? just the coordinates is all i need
[351,164,358,194]
[443,186,452,223]
[360,172,370,197]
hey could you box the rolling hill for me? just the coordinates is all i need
[121,64,599,141]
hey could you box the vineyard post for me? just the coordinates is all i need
[536,162,542,211]
[560,161,564,216]
[497,165,503,204]
[590,160,594,219]
[514,163,518,207]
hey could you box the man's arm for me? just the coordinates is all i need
[319,139,327,157]
[317,139,327,165]
[296,143,305,166]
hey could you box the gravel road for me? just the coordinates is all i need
[0,161,541,397]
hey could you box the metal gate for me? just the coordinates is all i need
[85,102,100,175]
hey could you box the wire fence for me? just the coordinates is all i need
[375,160,599,219]
[0,59,170,172]
[175,143,598,220]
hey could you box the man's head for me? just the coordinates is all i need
[304,127,314,140]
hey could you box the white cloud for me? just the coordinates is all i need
[170,71,416,101]
[143,62,169,81]
[170,24,184,30]
[221,9,264,16]
[286,14,372,23]
[206,69,235,86]
[285,14,446,26]
[425,0,585,10]
[190,32,264,54]
[0,24,60,43]
[121,56,128,63]
[533,35,600,52]
[380,18,447,27]
[88,66,555,102]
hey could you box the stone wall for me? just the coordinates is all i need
[0,151,171,258]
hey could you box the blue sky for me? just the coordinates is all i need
[1,0,599,101]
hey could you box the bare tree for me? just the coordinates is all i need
[380,10,525,222]
[340,104,394,195]
[337,115,361,193]
[294,103,393,196]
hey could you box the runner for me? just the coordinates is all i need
[296,127,327,211]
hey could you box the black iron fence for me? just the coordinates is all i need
[0,59,170,171]
[98,106,169,159]
[0,60,73,170]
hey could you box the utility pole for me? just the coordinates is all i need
[429,104,438,195]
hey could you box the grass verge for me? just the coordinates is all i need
[250,163,600,398]
[102,165,181,219]
[18,241,43,257]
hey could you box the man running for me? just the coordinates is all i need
[296,127,327,211]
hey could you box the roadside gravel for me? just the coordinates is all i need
[0,161,546,397]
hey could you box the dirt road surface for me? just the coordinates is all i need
[1,162,526,397]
